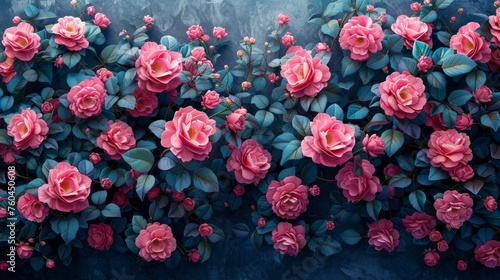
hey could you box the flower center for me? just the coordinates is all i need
[18,37,28,47]
[20,124,29,136]
[187,127,197,140]
[464,39,474,52]
[151,61,162,73]
[66,26,75,33]
[355,37,365,46]
[399,91,411,100]
[60,180,72,193]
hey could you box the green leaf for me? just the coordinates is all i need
[435,0,455,9]
[193,167,219,192]
[442,54,477,77]
[366,52,389,70]
[409,190,426,212]
[280,140,303,165]
[381,129,404,157]
[24,5,39,18]
[122,148,154,172]
[466,70,486,91]
[62,52,81,69]
[321,19,340,37]
[481,111,500,131]
[340,229,362,245]
[347,103,369,120]
[101,203,121,217]
[136,174,156,200]
[292,115,311,136]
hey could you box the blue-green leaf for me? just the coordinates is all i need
[366,52,389,70]
[193,167,219,192]
[419,6,438,22]
[321,19,340,37]
[366,200,382,221]
[448,90,472,106]
[292,115,311,136]
[428,166,449,181]
[91,190,107,205]
[347,103,369,120]
[340,229,362,245]
[381,129,404,157]
[442,54,477,77]
[466,70,486,91]
[25,5,39,18]
[326,104,344,121]
[62,52,81,69]
[122,148,154,172]
[255,110,274,128]
[481,112,500,131]
[251,95,269,109]
[280,140,303,165]
[117,95,136,109]
[341,56,361,77]
[427,71,447,90]
[409,190,426,212]
[51,215,79,244]
[412,41,432,60]
[272,133,297,150]
[136,174,156,200]
[101,203,121,218]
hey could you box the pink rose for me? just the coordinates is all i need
[437,240,449,252]
[51,16,89,51]
[339,15,384,61]
[326,221,335,231]
[147,186,161,201]
[143,15,154,26]
[112,192,128,208]
[309,185,320,196]
[391,16,433,50]
[410,2,422,12]
[17,193,49,223]
[426,129,473,172]
[54,55,64,68]
[383,163,400,178]
[96,68,114,83]
[190,48,207,62]
[315,42,330,53]
[281,32,294,46]
[280,48,330,98]
[198,223,213,237]
[424,103,447,131]
[2,22,41,61]
[100,178,112,189]
[136,222,177,262]
[424,250,440,267]
[402,212,436,240]
[213,27,227,39]
[233,185,245,196]
[93,13,110,28]
[258,218,266,228]
[488,49,500,72]
[226,139,272,185]
[301,113,355,167]
[417,56,433,72]
[429,230,442,242]
[188,249,201,263]
[379,71,426,119]
[448,163,474,182]
[96,120,136,160]
[268,73,279,83]
[41,101,54,113]
[266,176,309,220]
[46,259,55,269]
[457,260,467,271]
[127,88,158,117]
[362,134,385,157]
[172,192,185,202]
[67,77,107,118]
[473,85,493,103]
[89,152,101,165]
[7,108,49,150]
[271,222,306,256]
[455,113,473,131]
[225,108,247,133]
[87,223,114,251]
[434,190,473,229]
[87,6,95,16]
[161,106,216,162]
[201,90,221,109]
[0,144,19,164]
[241,81,252,89]
[474,240,500,268]
[0,57,16,83]
[485,196,498,212]
[489,8,500,47]
[335,159,382,203]
[277,14,290,26]
[0,208,7,218]
[135,41,182,93]
[367,219,400,252]
[187,25,204,41]
[183,198,195,211]
[16,242,34,259]
[12,16,21,24]
[38,162,91,213]
[449,22,491,63]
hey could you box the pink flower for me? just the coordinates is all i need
[488,49,500,72]
[424,250,440,267]
[87,6,95,16]
[315,42,330,53]
[2,22,41,61]
[426,129,472,172]
[448,163,474,182]
[16,242,34,259]
[7,108,49,150]
[485,196,498,212]
[417,56,433,72]
[213,27,227,39]
[190,48,207,62]
[97,120,136,160]
[258,218,266,227]
[301,113,355,167]
[233,185,245,196]
[266,176,309,219]
[143,15,154,26]
[489,8,500,47]
[402,212,436,240]
[379,71,426,119]
[326,221,335,230]
[199,223,213,237]
[281,32,294,46]
[135,41,182,93]
[226,139,272,185]
[268,73,279,84]
[383,163,400,178]
[473,85,493,103]
[54,55,64,68]
[335,159,382,203]
[201,90,221,109]
[280,48,330,98]
[424,103,447,131]
[113,192,128,208]
[449,22,491,63]
[434,190,473,229]
[161,106,216,162]
[429,230,442,242]
[93,13,110,28]
[183,198,195,211]
[0,57,16,83]
[100,178,112,189]
[474,240,500,268]
[187,25,204,41]
[127,88,158,117]
[362,134,385,157]
[0,144,19,164]
[271,222,306,256]
[136,222,177,262]
[96,68,114,83]
[0,208,7,218]
[241,81,252,89]
[188,249,201,263]
[367,219,400,252]
[339,15,384,61]
[455,113,473,131]
[89,152,101,164]
[437,240,449,252]
[38,162,91,213]
[41,101,54,113]
[391,16,433,50]
[67,77,107,118]
[457,260,467,271]
[51,16,89,51]
[172,192,185,202]
[17,193,49,223]
[277,14,290,26]
[309,185,320,196]
[12,16,21,24]
[87,223,114,251]
[46,259,55,268]
[225,108,247,133]
[410,2,422,11]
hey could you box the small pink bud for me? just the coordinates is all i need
[250,205,256,211]
[87,6,95,16]
[366,5,375,12]
[201,35,210,42]
[424,0,431,4]
[326,221,335,230]
[337,18,343,24]
[410,2,422,12]
[237,50,244,57]
[258,218,266,227]
[125,35,130,40]
[458,8,464,14]
[277,14,290,26]
[224,202,229,208]
[284,92,290,98]
[241,81,252,89]
[450,16,456,23]
[214,73,220,79]
[46,259,55,268]
[264,42,269,47]
[224,65,229,70]
[457,260,467,271]
[12,16,21,24]
[143,15,154,26]
[41,241,46,246]
[209,45,215,50]
[28,238,34,243]
[309,185,320,196]
[70,0,77,6]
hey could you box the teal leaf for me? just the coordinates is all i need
[321,19,340,37]
[193,167,219,192]
[427,71,447,90]
[412,41,432,60]
[198,241,211,263]
[280,140,303,165]
[435,0,455,9]
[51,215,79,244]
[481,112,500,131]
[340,229,362,245]
[174,170,191,192]
[255,110,275,128]
[419,6,438,22]
[442,54,477,77]
[251,95,269,109]
[448,90,472,106]
[428,166,449,181]
[366,200,382,221]
[341,56,361,77]
[309,236,341,256]
[91,190,107,205]
[117,95,136,109]
[366,51,389,70]
[102,203,121,217]
[389,174,412,188]
[62,52,81,69]
[466,70,486,91]
[326,103,344,121]
[136,174,156,200]
[292,115,311,136]
[381,129,404,157]
[272,133,297,150]
[122,148,154,172]
[132,215,148,233]
[347,103,369,120]
[25,5,39,18]
[100,45,118,64]
[409,190,426,212]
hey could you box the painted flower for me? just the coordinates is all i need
[127,88,158,117]
[448,163,474,182]
[339,15,384,61]
[362,134,385,157]
[51,16,89,51]
[474,240,500,268]
[87,223,114,251]
[379,71,426,120]
[2,22,41,61]
[426,129,472,172]
[7,108,49,150]
[402,212,436,240]
[17,193,49,223]
[225,108,247,133]
[489,8,500,47]
[271,222,306,256]
[473,86,493,103]
[367,219,400,252]
[266,176,309,219]
[226,139,272,185]
[201,90,221,109]
[187,25,204,41]
[93,13,110,28]
[335,159,382,203]
[212,27,227,39]
[449,22,491,63]
[391,15,433,50]
[67,77,107,118]
[0,57,16,83]
[135,222,177,262]
[97,120,136,160]
[434,190,473,229]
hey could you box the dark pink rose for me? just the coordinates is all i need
[0,208,6,218]
[16,242,34,259]
[0,57,16,83]
[41,101,54,113]
[46,259,55,269]
[424,103,447,131]
[424,250,440,267]
[339,15,384,61]
[54,55,64,68]
[266,176,309,219]
[87,223,114,251]
[402,212,436,240]
[183,198,195,211]
[315,42,330,53]
[449,22,491,63]
[147,186,161,201]
[233,185,245,196]
[213,27,227,39]
[17,193,49,223]
[2,22,40,61]
[429,230,442,242]
[391,15,433,50]
[473,85,493,103]
[426,129,472,172]
[417,56,433,72]
[188,249,201,263]
[410,2,422,12]
[271,222,306,256]
[326,221,335,230]
[0,261,9,271]
[0,144,19,164]
[437,240,449,252]
[89,152,101,165]
[434,190,473,229]
[379,71,426,119]
[277,14,290,26]
[187,25,204,41]
[488,49,500,72]
[367,219,399,252]
[100,178,112,189]
[226,139,272,185]
[309,185,320,196]
[136,222,177,262]
[51,16,89,51]
[335,159,382,203]
[112,192,129,208]
[87,6,95,16]
[93,13,110,28]
[127,88,158,117]
[225,108,247,133]
[198,223,213,237]
[448,163,474,182]
[455,113,473,131]
[97,120,136,160]
[172,192,185,202]
[67,77,107,118]
[362,134,385,157]
[485,196,498,212]
[7,108,49,150]
[258,218,266,228]
[474,240,500,268]
[457,260,467,271]
[201,90,221,109]
[383,163,400,178]
[96,68,114,83]
[489,8,500,47]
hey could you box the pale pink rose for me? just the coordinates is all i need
[277,14,290,26]
[127,88,158,117]
[489,8,500,46]
[51,16,89,51]
[488,49,500,72]
[16,242,34,259]
[96,68,114,83]
[367,219,400,252]
[434,190,473,229]
[437,240,449,252]
[473,85,493,103]
[410,2,422,12]
[87,223,114,251]
[281,32,294,46]
[54,55,64,68]
[38,162,91,213]
[268,73,279,83]
[188,249,201,263]
[426,129,472,172]
[89,152,101,164]
[339,15,384,61]
[484,196,498,212]
[271,222,306,256]
[12,16,21,24]
[424,250,440,267]
[335,159,382,203]
[474,240,500,268]
[424,103,446,131]
[301,113,355,167]
[0,57,16,83]
[96,120,136,160]
[391,15,433,50]
[457,260,467,271]
[67,77,107,118]
[213,27,227,39]
[226,139,272,185]
[17,193,49,223]
[417,56,433,72]
[315,42,330,53]
[455,113,473,131]
[183,198,195,211]
[87,6,95,16]
[201,90,221,109]
[379,71,426,119]
[383,163,400,178]
[100,178,112,189]
[135,41,182,93]
[448,163,474,182]
[2,22,41,61]
[161,106,216,162]
[7,108,49,150]
[143,15,154,26]
[136,222,177,262]
[280,49,330,98]
[93,13,110,28]
[401,212,436,240]
[198,223,213,237]
[429,230,442,242]
[225,108,247,133]
[190,48,207,62]
[362,134,385,157]
[187,25,204,41]
[266,176,309,219]
[449,22,491,63]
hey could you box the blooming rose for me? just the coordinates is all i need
[67,77,107,118]
[187,25,204,41]
[455,113,473,131]
[379,71,426,119]
[266,176,309,219]
[188,249,201,263]
[280,48,330,98]
[271,222,306,256]
[213,27,228,39]
[127,88,158,117]
[226,139,272,185]
[449,22,491,63]
[437,240,449,252]
[335,159,382,203]
[489,8,500,46]
[41,101,54,113]
[485,196,498,212]
[7,108,49,150]
[448,163,474,182]
[277,14,290,26]
[89,152,101,165]
[410,2,422,12]
[17,193,49,223]
[2,22,41,61]
[161,106,216,162]
[281,32,294,46]
[147,186,161,201]
[301,113,355,167]
[434,190,473,229]
[201,90,221,109]
[46,259,55,269]
[96,120,136,160]
[225,108,247,133]
[51,16,89,51]
[315,42,330,53]
[38,162,91,213]
[309,185,320,196]
[367,219,400,252]
[199,223,213,237]
[16,242,34,259]
[87,6,95,16]
[87,223,114,251]
[424,250,440,267]
[326,221,335,230]
[183,198,195,211]
[339,15,384,61]
[402,212,436,240]
[93,13,110,28]
[424,103,446,131]
[457,260,467,271]
[143,15,154,26]
[362,134,385,157]
[488,49,500,72]
[96,68,114,83]
[391,15,433,50]
[100,178,112,189]
[0,57,16,83]
[429,230,442,242]
[426,129,472,172]
[113,192,128,208]
[136,222,177,262]
[417,56,433,72]
[383,163,400,178]
[473,85,493,103]
[474,240,500,268]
